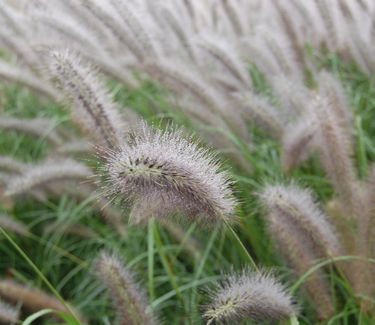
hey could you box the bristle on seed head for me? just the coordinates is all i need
[99,123,236,225]
[203,269,297,324]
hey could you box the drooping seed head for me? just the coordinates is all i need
[311,95,358,216]
[263,210,335,320]
[0,214,29,236]
[281,113,317,172]
[203,269,297,324]
[260,183,341,257]
[0,117,63,145]
[94,251,156,325]
[0,299,19,324]
[4,159,92,197]
[47,49,124,148]
[259,184,336,319]
[99,123,236,225]
[0,280,82,321]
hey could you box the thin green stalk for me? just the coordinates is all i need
[28,232,86,266]
[223,219,259,272]
[148,218,155,302]
[0,227,82,325]
[190,226,219,317]
[290,255,375,293]
[153,223,183,304]
[290,314,300,325]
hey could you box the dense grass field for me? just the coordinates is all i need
[1,52,375,324]
[1,1,375,324]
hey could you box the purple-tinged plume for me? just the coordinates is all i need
[100,124,235,225]
[47,50,124,148]
[203,269,297,324]
[95,251,156,325]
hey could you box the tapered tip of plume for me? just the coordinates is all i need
[0,214,29,236]
[94,251,156,325]
[4,159,92,197]
[98,122,236,226]
[0,299,19,324]
[203,269,297,324]
[0,279,83,322]
[259,183,341,257]
[46,49,124,148]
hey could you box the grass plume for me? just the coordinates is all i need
[203,269,297,324]
[95,251,156,325]
[0,299,19,324]
[100,123,235,225]
[0,279,81,321]
[47,50,125,148]
[5,159,92,197]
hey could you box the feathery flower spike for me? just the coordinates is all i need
[5,159,92,197]
[0,214,28,236]
[203,269,297,324]
[100,123,235,225]
[0,299,19,324]
[260,184,341,257]
[95,251,156,325]
[0,280,82,321]
[312,95,358,216]
[47,50,124,148]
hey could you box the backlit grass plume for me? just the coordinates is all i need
[95,251,156,325]
[0,299,19,324]
[0,117,63,146]
[5,159,92,197]
[0,279,82,321]
[260,184,341,257]
[264,207,334,320]
[100,123,235,225]
[47,50,124,148]
[260,184,336,319]
[311,95,358,216]
[0,59,59,101]
[0,214,28,236]
[0,155,28,174]
[203,269,297,324]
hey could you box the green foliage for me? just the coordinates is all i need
[1,53,375,324]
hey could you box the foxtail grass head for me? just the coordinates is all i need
[203,269,297,324]
[99,123,236,225]
[47,49,124,148]
[0,299,19,324]
[95,251,156,325]
[260,183,340,257]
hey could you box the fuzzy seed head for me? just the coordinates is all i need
[260,183,340,257]
[0,299,19,324]
[100,124,236,225]
[0,214,28,236]
[5,159,92,197]
[0,280,81,320]
[95,251,156,325]
[47,49,124,148]
[203,270,297,324]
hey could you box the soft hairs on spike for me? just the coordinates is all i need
[47,49,124,148]
[5,159,92,197]
[95,251,156,325]
[0,280,81,320]
[0,214,29,236]
[0,117,63,145]
[100,123,235,225]
[260,183,341,257]
[0,299,19,324]
[260,183,336,319]
[311,95,358,215]
[203,269,297,324]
